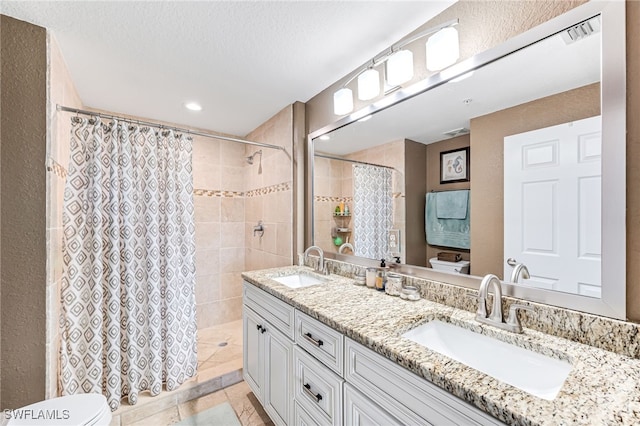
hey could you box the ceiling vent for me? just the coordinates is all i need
[443,127,469,138]
[560,16,601,45]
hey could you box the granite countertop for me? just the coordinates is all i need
[241,265,640,425]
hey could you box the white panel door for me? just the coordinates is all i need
[504,116,601,296]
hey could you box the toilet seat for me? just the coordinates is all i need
[6,394,111,426]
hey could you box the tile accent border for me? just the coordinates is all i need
[194,189,244,198]
[315,192,404,203]
[195,181,292,199]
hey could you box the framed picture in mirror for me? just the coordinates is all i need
[440,147,470,183]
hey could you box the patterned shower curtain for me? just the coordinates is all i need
[60,117,197,411]
[352,164,393,259]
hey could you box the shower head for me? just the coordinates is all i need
[246,150,263,174]
[246,150,262,164]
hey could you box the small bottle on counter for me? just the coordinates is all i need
[365,268,377,288]
[375,270,385,291]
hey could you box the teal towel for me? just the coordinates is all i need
[436,190,469,219]
[426,192,470,249]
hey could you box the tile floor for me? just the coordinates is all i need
[111,319,272,425]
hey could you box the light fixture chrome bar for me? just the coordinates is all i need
[395,18,459,50]
[315,153,396,171]
[56,104,285,151]
[338,18,459,89]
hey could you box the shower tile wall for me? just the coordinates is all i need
[192,136,247,329]
[244,106,294,271]
[47,33,83,399]
[192,105,297,328]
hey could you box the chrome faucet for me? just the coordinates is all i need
[304,245,328,275]
[510,263,530,283]
[475,274,533,333]
[338,242,354,254]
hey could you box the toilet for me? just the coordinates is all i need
[6,394,111,426]
[429,257,470,275]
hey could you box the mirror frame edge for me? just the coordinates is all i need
[305,1,627,320]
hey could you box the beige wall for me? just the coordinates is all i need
[1,15,48,409]
[470,83,600,279]
[425,134,471,266]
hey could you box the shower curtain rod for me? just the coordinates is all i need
[56,105,285,151]
[314,153,396,171]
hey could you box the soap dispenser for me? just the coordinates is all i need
[375,259,386,291]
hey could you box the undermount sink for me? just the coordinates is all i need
[401,320,572,400]
[271,272,327,289]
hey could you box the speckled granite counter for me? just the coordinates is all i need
[242,265,640,425]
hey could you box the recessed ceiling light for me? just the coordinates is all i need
[184,102,202,111]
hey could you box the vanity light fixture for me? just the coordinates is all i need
[332,19,459,116]
[333,87,354,115]
[184,102,202,111]
[426,27,460,71]
[386,49,414,86]
[357,68,381,101]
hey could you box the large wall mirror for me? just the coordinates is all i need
[307,1,626,319]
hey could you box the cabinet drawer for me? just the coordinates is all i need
[243,281,295,340]
[294,346,343,426]
[294,402,321,426]
[344,383,402,426]
[345,338,504,426]
[295,310,344,376]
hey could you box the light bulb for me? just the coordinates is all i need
[333,88,353,115]
[426,27,460,71]
[386,50,414,86]
[357,68,380,100]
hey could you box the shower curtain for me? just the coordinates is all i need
[59,117,197,410]
[352,164,393,259]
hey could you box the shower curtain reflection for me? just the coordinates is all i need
[59,116,197,411]
[352,164,393,260]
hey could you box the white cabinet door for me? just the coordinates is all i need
[344,383,402,426]
[243,306,264,403]
[504,116,601,296]
[264,324,294,426]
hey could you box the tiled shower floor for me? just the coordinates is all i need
[110,319,272,425]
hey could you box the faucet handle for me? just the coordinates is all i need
[506,304,534,331]
[322,260,330,275]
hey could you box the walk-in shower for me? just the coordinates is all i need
[247,149,263,174]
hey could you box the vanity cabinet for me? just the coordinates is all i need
[345,339,503,425]
[243,283,295,426]
[243,281,503,426]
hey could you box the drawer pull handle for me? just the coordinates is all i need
[303,332,324,347]
[303,383,322,403]
[256,324,266,334]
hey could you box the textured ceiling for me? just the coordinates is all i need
[2,1,455,136]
